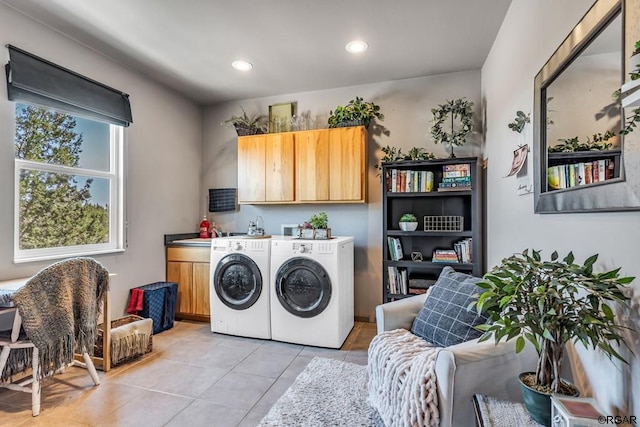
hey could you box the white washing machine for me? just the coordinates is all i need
[209,237,271,339]
[270,236,354,348]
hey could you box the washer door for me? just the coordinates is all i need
[213,254,262,310]
[275,257,331,318]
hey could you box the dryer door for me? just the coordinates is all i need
[213,253,262,310]
[275,257,331,318]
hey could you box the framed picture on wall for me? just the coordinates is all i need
[269,102,293,133]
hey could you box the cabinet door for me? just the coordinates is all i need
[296,130,330,201]
[265,133,295,202]
[192,262,211,316]
[167,261,193,315]
[329,127,366,201]
[238,135,266,202]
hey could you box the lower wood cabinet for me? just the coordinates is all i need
[166,246,210,322]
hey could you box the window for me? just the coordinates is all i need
[14,103,124,262]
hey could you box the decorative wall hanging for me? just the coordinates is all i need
[429,98,474,158]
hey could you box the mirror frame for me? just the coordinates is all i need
[533,0,640,213]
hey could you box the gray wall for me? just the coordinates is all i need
[202,70,482,321]
[0,4,203,319]
[482,0,640,416]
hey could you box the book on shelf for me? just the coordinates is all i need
[387,266,408,294]
[387,237,404,261]
[547,158,615,191]
[453,238,472,263]
[437,185,471,192]
[444,164,471,172]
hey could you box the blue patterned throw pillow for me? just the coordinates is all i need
[410,266,488,347]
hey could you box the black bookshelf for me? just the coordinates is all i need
[382,157,483,303]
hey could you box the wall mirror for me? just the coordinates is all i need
[533,0,640,213]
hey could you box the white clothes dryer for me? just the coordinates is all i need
[269,236,354,348]
[209,237,271,339]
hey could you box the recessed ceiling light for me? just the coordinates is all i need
[345,40,368,54]
[232,60,253,71]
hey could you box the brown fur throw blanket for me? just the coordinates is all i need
[10,257,109,379]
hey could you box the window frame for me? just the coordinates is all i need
[13,109,125,263]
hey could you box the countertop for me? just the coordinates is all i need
[164,232,248,247]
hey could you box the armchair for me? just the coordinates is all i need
[375,293,538,427]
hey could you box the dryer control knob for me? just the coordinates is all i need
[298,245,307,253]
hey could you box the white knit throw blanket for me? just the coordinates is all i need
[110,318,152,365]
[368,328,441,427]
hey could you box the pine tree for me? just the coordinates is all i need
[15,105,108,249]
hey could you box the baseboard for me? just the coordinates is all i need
[354,315,371,323]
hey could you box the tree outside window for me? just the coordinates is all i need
[14,103,123,261]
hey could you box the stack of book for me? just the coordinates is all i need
[438,164,472,192]
[432,249,460,263]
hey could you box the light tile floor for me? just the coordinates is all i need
[0,321,377,426]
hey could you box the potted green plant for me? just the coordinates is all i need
[629,40,640,80]
[300,211,331,239]
[221,106,269,136]
[474,249,634,426]
[328,96,384,129]
[399,213,418,231]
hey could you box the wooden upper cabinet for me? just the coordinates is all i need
[265,133,295,202]
[296,130,330,201]
[329,127,366,201]
[238,126,366,204]
[238,133,294,203]
[238,135,266,203]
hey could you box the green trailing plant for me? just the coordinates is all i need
[621,108,640,136]
[309,211,329,229]
[221,106,268,135]
[508,111,531,133]
[406,147,436,161]
[548,135,613,153]
[474,249,634,394]
[374,145,436,174]
[399,213,417,222]
[630,41,640,81]
[430,98,474,158]
[328,96,384,129]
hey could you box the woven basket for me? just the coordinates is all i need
[95,315,153,366]
[234,125,265,136]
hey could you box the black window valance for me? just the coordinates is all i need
[5,45,132,126]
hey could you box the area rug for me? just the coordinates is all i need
[258,357,383,427]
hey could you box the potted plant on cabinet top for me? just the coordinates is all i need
[299,211,331,239]
[222,106,269,136]
[328,96,384,129]
[474,249,634,427]
[399,213,418,231]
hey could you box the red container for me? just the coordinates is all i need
[199,216,210,238]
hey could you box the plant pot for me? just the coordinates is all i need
[234,125,265,136]
[518,372,579,427]
[298,228,331,239]
[330,119,368,129]
[399,222,418,231]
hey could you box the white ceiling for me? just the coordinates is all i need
[1,0,513,105]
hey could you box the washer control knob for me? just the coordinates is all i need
[298,245,307,253]
[234,242,243,251]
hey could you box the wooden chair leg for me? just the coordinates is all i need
[31,346,40,417]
